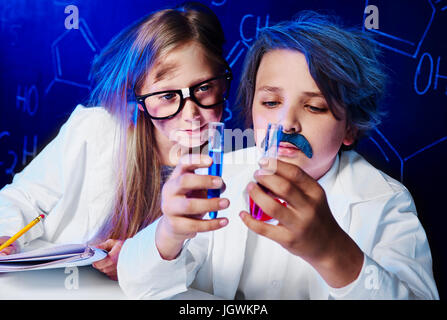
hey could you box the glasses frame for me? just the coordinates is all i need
[134,71,233,120]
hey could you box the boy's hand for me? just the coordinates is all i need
[240,158,363,288]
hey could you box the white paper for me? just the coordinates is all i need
[0,242,107,272]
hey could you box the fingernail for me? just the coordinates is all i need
[219,219,228,226]
[219,199,229,208]
[246,182,255,192]
[255,169,265,177]
[213,178,223,187]
[259,157,268,166]
[256,169,272,177]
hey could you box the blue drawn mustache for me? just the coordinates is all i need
[279,132,313,158]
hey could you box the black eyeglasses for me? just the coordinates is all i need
[135,71,232,120]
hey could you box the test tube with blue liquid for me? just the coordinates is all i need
[207,122,224,219]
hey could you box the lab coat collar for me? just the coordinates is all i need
[323,150,396,231]
[335,150,395,203]
[317,152,339,195]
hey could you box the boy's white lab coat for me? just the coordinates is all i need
[117,147,439,300]
[0,105,120,248]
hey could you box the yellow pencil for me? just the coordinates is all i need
[0,214,45,252]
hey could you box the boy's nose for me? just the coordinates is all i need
[279,104,301,133]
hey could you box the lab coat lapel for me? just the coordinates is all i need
[338,151,394,202]
[325,151,395,232]
[326,189,352,233]
[318,155,352,232]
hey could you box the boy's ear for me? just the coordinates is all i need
[342,125,358,147]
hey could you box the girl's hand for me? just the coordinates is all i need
[240,158,363,288]
[92,239,124,281]
[156,154,229,260]
[0,236,20,256]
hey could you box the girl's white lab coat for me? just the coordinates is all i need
[117,147,439,299]
[0,105,120,248]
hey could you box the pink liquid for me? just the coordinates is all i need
[249,196,287,221]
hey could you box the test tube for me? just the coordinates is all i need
[262,123,283,173]
[207,122,224,219]
[251,123,283,220]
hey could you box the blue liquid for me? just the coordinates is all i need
[208,149,223,219]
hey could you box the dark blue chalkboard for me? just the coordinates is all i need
[0,0,446,297]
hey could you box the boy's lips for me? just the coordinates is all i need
[279,141,299,149]
[278,142,300,156]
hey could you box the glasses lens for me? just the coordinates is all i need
[145,92,181,118]
[192,76,230,107]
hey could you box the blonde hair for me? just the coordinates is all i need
[88,2,228,241]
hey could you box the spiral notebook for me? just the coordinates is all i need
[0,241,107,272]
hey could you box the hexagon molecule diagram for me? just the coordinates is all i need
[45,18,100,95]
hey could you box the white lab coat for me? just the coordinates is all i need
[117,147,439,300]
[0,105,120,248]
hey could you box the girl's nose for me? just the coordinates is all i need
[181,98,201,122]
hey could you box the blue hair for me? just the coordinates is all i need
[238,11,387,149]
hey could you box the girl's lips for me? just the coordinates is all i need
[183,124,208,135]
[184,129,200,135]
